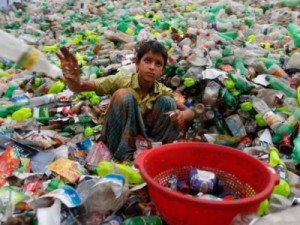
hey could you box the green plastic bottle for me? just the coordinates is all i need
[208,4,226,13]
[280,0,300,7]
[292,123,300,164]
[6,103,25,115]
[217,31,238,41]
[232,58,248,76]
[123,216,165,225]
[0,107,9,118]
[90,66,100,79]
[265,75,297,98]
[4,85,17,98]
[213,115,229,135]
[287,23,300,48]
[220,88,237,109]
[273,108,300,143]
[259,57,280,69]
[222,46,233,57]
[228,72,249,92]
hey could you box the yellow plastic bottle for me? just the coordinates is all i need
[97,161,144,185]
[269,147,291,198]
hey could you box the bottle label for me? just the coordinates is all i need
[17,47,42,71]
[263,111,279,127]
[189,169,216,194]
[194,170,215,181]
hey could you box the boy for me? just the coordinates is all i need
[56,40,195,161]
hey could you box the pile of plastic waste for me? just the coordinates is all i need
[1,0,300,224]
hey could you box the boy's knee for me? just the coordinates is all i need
[156,96,176,108]
[111,88,134,104]
[152,96,176,113]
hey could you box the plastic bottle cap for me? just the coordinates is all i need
[246,35,256,43]
[194,103,205,114]
[176,67,185,76]
[183,77,195,87]
[84,127,94,138]
[240,102,253,111]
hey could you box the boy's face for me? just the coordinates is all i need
[135,50,165,84]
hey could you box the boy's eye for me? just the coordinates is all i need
[155,61,163,67]
[143,57,163,68]
[144,58,152,63]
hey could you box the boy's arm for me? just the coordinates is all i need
[78,80,97,92]
[176,100,195,121]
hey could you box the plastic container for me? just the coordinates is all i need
[135,143,279,225]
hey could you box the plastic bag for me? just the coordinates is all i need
[76,174,129,214]
[85,141,111,166]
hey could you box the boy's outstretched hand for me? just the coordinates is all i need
[56,47,82,93]
[167,109,185,125]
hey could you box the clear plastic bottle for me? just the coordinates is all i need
[224,114,247,137]
[286,52,300,69]
[256,88,285,108]
[187,48,210,66]
[29,94,57,107]
[202,81,220,108]
[0,30,62,79]
[183,66,203,81]
[267,63,288,78]
[252,96,282,131]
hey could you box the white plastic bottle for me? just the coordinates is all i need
[0,30,62,79]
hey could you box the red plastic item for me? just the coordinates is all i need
[135,143,279,225]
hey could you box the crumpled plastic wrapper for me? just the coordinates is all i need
[11,130,70,149]
[0,146,20,187]
[85,141,111,166]
[76,174,129,215]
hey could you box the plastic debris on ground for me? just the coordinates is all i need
[1,0,300,224]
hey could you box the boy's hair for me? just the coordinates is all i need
[136,40,168,67]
